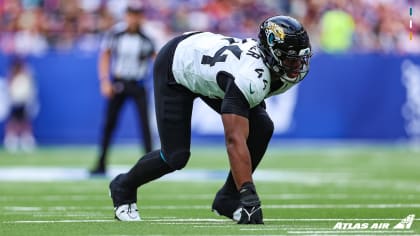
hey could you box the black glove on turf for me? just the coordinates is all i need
[237,182,264,224]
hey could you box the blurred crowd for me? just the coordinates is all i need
[0,0,419,55]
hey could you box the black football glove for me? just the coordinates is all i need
[237,182,264,224]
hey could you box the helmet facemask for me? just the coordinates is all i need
[272,48,311,83]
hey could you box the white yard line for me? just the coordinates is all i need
[265,218,420,221]
[121,203,420,209]
[4,219,114,223]
[264,204,420,209]
[4,218,420,225]
[4,206,42,211]
[286,230,415,234]
[147,218,420,222]
[1,193,419,202]
[3,204,420,212]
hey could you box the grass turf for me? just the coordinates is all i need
[0,144,419,235]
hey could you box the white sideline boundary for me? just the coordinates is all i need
[5,218,420,224]
[0,167,419,194]
[0,193,419,202]
[4,219,114,223]
[4,204,420,211]
[0,166,350,183]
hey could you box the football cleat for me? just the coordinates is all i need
[211,188,240,221]
[236,182,264,224]
[114,203,141,221]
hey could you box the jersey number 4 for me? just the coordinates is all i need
[201,39,242,66]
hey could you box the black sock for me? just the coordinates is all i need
[121,150,173,189]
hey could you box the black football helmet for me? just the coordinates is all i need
[258,16,312,83]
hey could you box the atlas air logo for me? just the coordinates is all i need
[393,214,415,229]
[333,214,415,231]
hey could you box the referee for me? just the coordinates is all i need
[90,3,155,175]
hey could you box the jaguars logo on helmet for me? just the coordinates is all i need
[265,21,285,45]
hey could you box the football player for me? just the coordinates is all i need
[109,15,312,224]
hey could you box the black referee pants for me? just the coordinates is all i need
[97,79,152,170]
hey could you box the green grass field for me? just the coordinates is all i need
[0,144,419,235]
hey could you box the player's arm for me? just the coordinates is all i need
[222,113,252,189]
[219,72,264,224]
[98,27,115,98]
[219,72,252,189]
[98,48,113,98]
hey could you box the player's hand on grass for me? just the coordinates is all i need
[237,182,264,224]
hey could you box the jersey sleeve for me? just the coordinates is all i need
[219,73,250,118]
[234,66,270,108]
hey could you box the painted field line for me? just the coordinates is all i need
[4,204,420,212]
[265,203,420,209]
[240,228,282,231]
[138,203,420,209]
[0,167,351,183]
[4,218,420,224]
[4,206,41,211]
[0,196,105,201]
[287,230,415,234]
[150,222,227,225]
[265,218,420,221]
[2,193,418,201]
[4,219,229,224]
[3,194,416,205]
[146,218,228,222]
[147,218,420,222]
[256,193,420,200]
[4,219,114,223]
[195,225,401,232]
[193,225,238,228]
[132,193,420,201]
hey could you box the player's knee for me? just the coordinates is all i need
[164,149,191,170]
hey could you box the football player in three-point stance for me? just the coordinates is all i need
[109,15,312,224]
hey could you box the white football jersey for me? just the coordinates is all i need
[172,32,295,108]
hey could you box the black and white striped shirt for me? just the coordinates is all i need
[101,22,154,80]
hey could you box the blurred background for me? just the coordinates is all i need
[0,0,419,150]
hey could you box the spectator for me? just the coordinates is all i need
[320,9,355,53]
[3,58,38,153]
[1,0,419,54]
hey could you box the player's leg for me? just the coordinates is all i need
[91,93,126,174]
[113,82,196,193]
[212,103,274,219]
[19,109,36,152]
[132,84,153,153]
[3,107,22,153]
[109,34,197,220]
